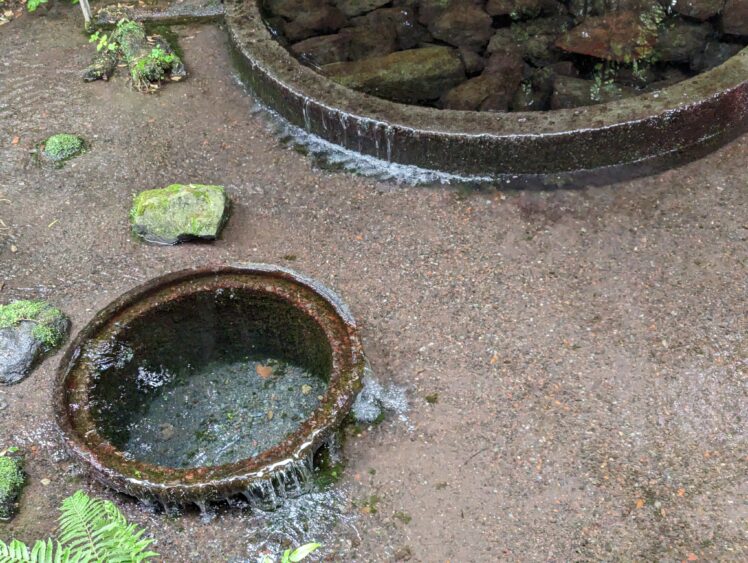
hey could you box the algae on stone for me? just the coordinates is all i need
[0,450,25,521]
[323,46,465,103]
[130,183,229,245]
[0,300,70,385]
[40,133,85,165]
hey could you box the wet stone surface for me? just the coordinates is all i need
[105,358,327,468]
[0,301,69,385]
[262,0,748,111]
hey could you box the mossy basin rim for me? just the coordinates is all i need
[54,264,364,505]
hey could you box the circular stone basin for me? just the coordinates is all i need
[54,265,364,506]
[226,0,748,185]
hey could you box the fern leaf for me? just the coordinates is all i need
[57,492,107,561]
[55,491,157,563]
[0,538,30,562]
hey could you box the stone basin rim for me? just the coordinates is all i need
[226,0,748,181]
[53,264,365,503]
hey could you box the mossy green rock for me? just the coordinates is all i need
[0,451,25,521]
[130,183,229,245]
[323,46,465,103]
[41,133,85,164]
[0,300,70,385]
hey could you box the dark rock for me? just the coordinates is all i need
[556,10,659,62]
[486,0,563,19]
[488,16,571,65]
[130,184,230,245]
[549,60,579,78]
[690,40,744,71]
[264,0,320,19]
[0,450,25,521]
[441,50,525,110]
[551,75,636,109]
[0,301,69,385]
[343,21,398,60]
[674,0,726,21]
[655,19,711,63]
[323,46,466,103]
[441,74,511,111]
[458,46,486,75]
[335,0,390,17]
[645,67,691,91]
[428,2,493,51]
[352,7,430,50]
[722,0,748,36]
[486,0,541,18]
[291,34,351,66]
[283,6,348,42]
[418,0,475,26]
[511,67,554,111]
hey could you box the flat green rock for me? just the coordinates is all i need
[0,450,25,521]
[130,183,229,245]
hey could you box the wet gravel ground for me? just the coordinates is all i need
[1,9,746,562]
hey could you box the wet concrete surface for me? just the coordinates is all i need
[1,9,746,562]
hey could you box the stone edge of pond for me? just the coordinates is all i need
[225,0,748,187]
[52,265,365,505]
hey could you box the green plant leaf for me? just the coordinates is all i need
[289,542,321,562]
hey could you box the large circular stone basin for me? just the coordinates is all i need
[54,265,364,505]
[226,0,748,186]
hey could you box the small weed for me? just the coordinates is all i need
[393,511,412,525]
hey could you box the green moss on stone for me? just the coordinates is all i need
[0,452,25,521]
[0,300,67,348]
[130,183,229,244]
[42,134,85,163]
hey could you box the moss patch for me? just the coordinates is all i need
[0,451,25,521]
[41,133,85,164]
[0,300,67,348]
[130,183,229,245]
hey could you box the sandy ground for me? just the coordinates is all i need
[0,9,746,562]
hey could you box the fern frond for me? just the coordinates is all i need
[0,538,75,563]
[56,491,157,563]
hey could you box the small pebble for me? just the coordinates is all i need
[40,478,51,486]
[267,410,273,421]
[301,384,312,395]
[10,245,17,253]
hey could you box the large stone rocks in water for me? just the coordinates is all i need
[556,10,659,62]
[428,2,493,52]
[130,184,230,245]
[291,34,351,66]
[335,0,389,17]
[323,46,465,103]
[0,300,69,385]
[283,6,348,42]
[674,0,726,21]
[351,7,429,51]
[722,0,748,36]
[488,16,571,65]
[655,19,710,63]
[550,75,636,109]
[0,450,25,521]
